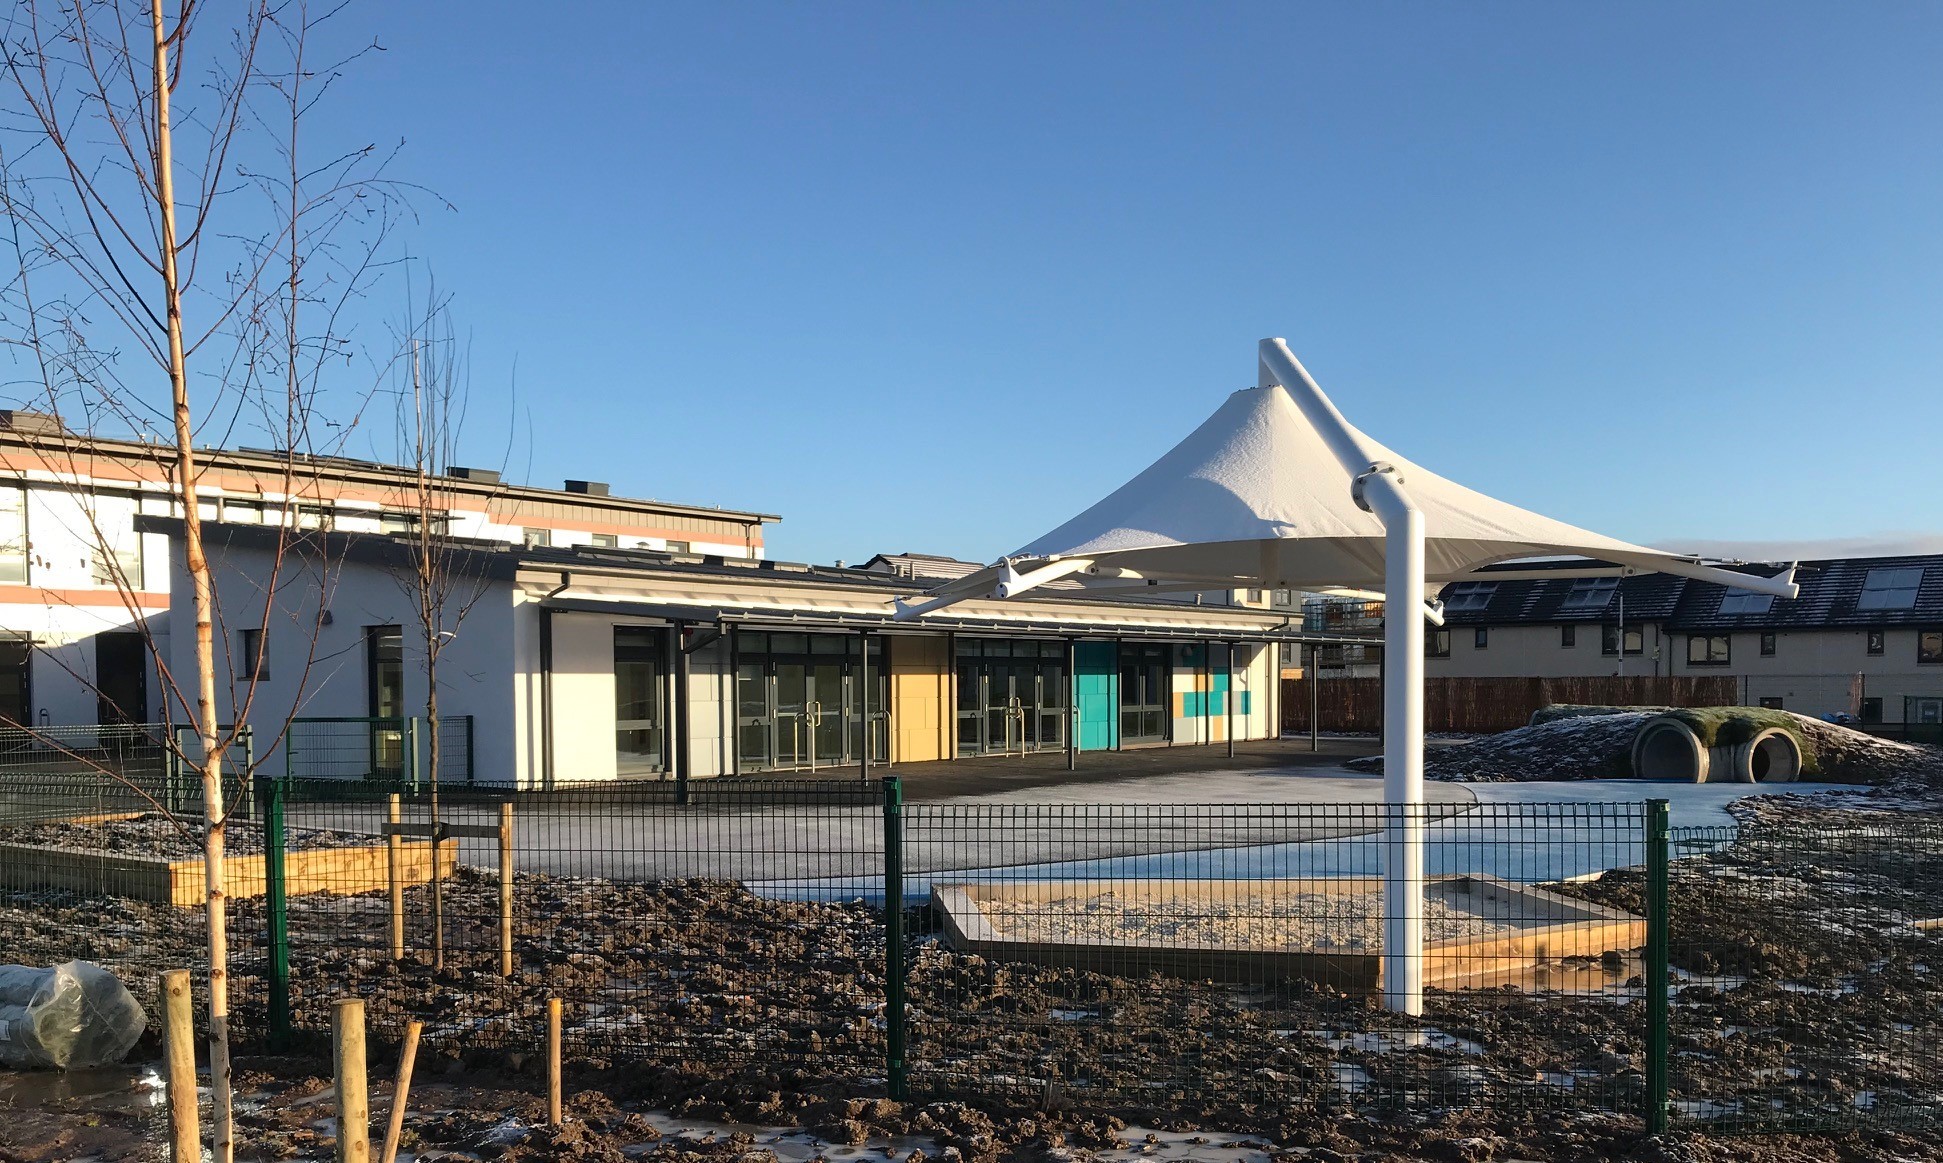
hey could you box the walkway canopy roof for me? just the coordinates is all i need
[901,342,1798,614]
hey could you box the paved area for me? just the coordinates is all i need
[888,736,1386,801]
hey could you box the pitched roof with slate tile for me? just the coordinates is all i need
[1434,554,1943,631]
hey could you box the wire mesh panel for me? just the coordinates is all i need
[260,778,889,1088]
[0,724,170,820]
[899,800,1649,1118]
[1657,815,1943,1131]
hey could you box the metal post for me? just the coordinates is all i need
[859,630,870,781]
[404,717,421,795]
[881,775,908,1100]
[1066,638,1077,771]
[1376,485,1425,1016]
[1645,798,1671,1134]
[1225,642,1236,759]
[1309,642,1320,752]
[674,622,691,806]
[262,775,291,1047]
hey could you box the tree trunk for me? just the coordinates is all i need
[152,3,232,1158]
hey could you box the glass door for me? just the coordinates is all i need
[773,660,808,769]
[1035,658,1068,750]
[956,657,985,756]
[1119,643,1170,745]
[613,626,666,776]
[734,630,888,772]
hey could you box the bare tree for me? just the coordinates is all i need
[0,3,412,1157]
[387,283,506,968]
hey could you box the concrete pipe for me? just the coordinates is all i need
[1732,727,1802,783]
[1631,717,1711,782]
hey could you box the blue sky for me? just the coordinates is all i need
[307,3,1940,565]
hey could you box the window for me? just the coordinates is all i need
[1443,582,1497,613]
[1867,628,1886,656]
[521,527,551,549]
[1862,697,1883,724]
[1759,631,1776,657]
[1602,625,1644,655]
[1921,629,1943,666]
[88,512,143,589]
[1474,627,1489,649]
[0,637,27,724]
[1426,628,1450,658]
[664,540,691,554]
[238,629,268,682]
[591,533,618,549]
[1273,588,1292,607]
[1858,566,1924,611]
[221,498,263,524]
[1718,589,1775,615]
[0,484,25,583]
[1688,634,1731,666]
[1758,696,1784,710]
[1561,577,1618,611]
[294,504,334,531]
[1560,625,1576,648]
[366,626,405,777]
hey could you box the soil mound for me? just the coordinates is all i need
[1347,709,1943,786]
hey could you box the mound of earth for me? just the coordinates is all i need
[1347,709,1943,786]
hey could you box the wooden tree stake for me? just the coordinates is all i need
[333,998,370,1163]
[386,794,404,960]
[499,801,516,976]
[161,969,200,1163]
[379,1020,422,1163]
[547,997,564,1127]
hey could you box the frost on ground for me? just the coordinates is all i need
[980,889,1515,949]
[1346,709,1943,787]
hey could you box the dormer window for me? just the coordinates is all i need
[1858,567,1924,611]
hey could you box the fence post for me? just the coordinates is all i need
[499,801,516,977]
[263,775,292,1048]
[1644,798,1670,1134]
[881,776,908,1101]
[405,717,421,795]
[385,794,405,961]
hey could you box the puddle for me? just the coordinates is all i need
[0,1063,165,1116]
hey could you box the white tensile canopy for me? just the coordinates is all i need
[899,338,1800,1013]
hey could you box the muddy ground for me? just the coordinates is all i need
[6,798,1943,1160]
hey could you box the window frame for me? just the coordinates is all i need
[521,527,551,549]
[1560,577,1619,612]
[238,628,268,682]
[1443,582,1498,613]
[1920,628,1943,666]
[1866,628,1886,656]
[1601,624,1644,656]
[0,481,28,585]
[1759,631,1776,657]
[1687,633,1732,667]
[1718,589,1775,615]
[1857,566,1924,612]
[1426,628,1451,659]
[1473,626,1489,650]
[1560,624,1576,648]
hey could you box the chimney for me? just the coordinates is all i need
[0,410,68,436]
[445,466,501,484]
[564,480,609,496]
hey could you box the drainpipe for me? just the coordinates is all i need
[538,571,570,792]
[1260,338,1426,1017]
[674,620,691,805]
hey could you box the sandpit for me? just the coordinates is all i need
[934,875,1643,992]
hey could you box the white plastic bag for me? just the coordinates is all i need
[0,961,147,1070]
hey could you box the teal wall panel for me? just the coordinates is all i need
[1074,641,1117,751]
